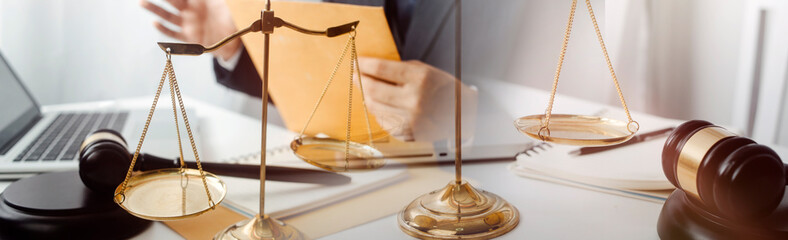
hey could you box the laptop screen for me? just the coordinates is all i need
[0,52,41,154]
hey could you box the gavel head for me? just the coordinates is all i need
[662,120,785,219]
[78,129,132,194]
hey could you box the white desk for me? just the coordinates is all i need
[0,81,667,239]
[327,161,663,240]
[327,79,666,239]
[0,162,664,239]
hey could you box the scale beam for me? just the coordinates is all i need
[157,18,358,56]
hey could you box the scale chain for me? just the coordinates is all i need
[584,0,638,132]
[346,40,354,166]
[116,52,215,209]
[351,33,375,147]
[169,62,216,209]
[541,0,577,140]
[117,55,172,200]
[541,0,638,140]
[168,64,187,169]
[298,29,375,168]
[297,35,354,139]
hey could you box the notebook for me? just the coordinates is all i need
[508,110,685,202]
[207,118,409,219]
[508,163,672,203]
[219,160,408,219]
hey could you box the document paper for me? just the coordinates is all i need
[227,0,401,141]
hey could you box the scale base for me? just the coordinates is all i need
[398,180,519,239]
[214,214,304,240]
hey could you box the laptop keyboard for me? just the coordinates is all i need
[13,112,128,162]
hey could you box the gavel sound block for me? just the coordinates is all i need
[0,171,151,239]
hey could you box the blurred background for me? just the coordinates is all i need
[1,0,786,148]
[0,0,264,116]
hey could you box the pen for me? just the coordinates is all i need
[137,154,351,185]
[569,127,676,156]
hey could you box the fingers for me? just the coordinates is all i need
[154,21,186,41]
[360,74,419,110]
[140,0,183,26]
[165,0,187,10]
[360,75,398,103]
[364,98,415,140]
[358,57,428,85]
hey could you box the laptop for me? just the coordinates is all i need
[0,51,199,177]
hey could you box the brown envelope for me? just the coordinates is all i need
[226,0,401,141]
[164,205,247,240]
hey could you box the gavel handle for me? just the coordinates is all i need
[136,153,350,185]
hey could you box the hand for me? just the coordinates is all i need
[140,0,241,60]
[358,57,478,142]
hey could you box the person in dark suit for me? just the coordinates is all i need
[141,0,475,142]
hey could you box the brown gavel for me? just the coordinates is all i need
[78,129,350,193]
[662,120,786,219]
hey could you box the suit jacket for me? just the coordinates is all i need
[212,0,457,98]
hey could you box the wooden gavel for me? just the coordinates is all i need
[662,120,786,219]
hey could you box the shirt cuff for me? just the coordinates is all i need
[215,47,243,71]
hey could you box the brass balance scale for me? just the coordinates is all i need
[112,0,373,238]
[112,49,226,221]
[113,0,637,239]
[399,0,640,239]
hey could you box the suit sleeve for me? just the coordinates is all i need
[213,48,264,99]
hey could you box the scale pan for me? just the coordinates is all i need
[514,114,637,146]
[113,168,226,221]
[291,137,385,172]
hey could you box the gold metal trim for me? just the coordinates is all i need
[676,127,735,199]
[79,131,128,153]
[113,168,226,221]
